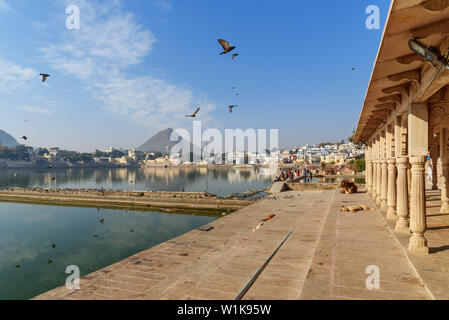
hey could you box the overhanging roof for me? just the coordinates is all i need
[354,0,449,143]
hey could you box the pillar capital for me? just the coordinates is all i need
[387,158,396,165]
[410,155,425,167]
[397,157,409,166]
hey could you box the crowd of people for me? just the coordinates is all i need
[274,168,314,182]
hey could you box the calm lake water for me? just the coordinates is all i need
[0,202,215,300]
[0,167,275,196]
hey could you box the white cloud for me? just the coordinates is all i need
[41,0,214,129]
[0,0,12,12]
[0,59,37,93]
[20,106,51,115]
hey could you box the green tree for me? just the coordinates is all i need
[353,158,366,173]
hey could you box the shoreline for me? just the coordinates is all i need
[0,188,255,217]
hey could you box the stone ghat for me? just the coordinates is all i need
[0,188,254,216]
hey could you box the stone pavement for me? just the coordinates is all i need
[35,190,435,300]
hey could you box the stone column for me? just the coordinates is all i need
[440,127,449,213]
[432,158,438,190]
[380,130,388,210]
[381,158,388,211]
[372,159,377,199]
[387,158,397,220]
[408,103,429,254]
[409,156,428,254]
[366,144,372,194]
[395,157,410,233]
[376,135,382,205]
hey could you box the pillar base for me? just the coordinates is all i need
[380,200,388,211]
[409,235,429,254]
[395,225,410,234]
[386,208,397,221]
[376,196,381,206]
[441,202,449,214]
[432,185,438,190]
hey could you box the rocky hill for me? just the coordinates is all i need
[0,129,19,147]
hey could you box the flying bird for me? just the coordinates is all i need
[40,74,50,82]
[185,107,200,118]
[218,39,236,55]
[228,105,238,113]
[21,136,27,140]
[232,53,239,60]
[351,67,356,71]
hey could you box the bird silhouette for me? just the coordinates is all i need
[232,53,239,60]
[40,74,50,82]
[218,39,236,55]
[21,136,27,140]
[99,218,104,224]
[185,107,200,118]
[228,105,238,113]
[351,67,356,71]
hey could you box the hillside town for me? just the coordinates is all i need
[0,141,364,169]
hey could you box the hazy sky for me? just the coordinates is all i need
[0,0,389,152]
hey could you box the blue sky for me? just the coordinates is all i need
[0,0,389,152]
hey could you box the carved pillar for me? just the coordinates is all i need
[409,156,428,254]
[408,103,429,254]
[395,157,410,233]
[387,158,397,220]
[372,158,377,199]
[376,135,382,206]
[432,158,438,190]
[380,130,388,211]
[441,127,449,213]
[366,143,372,194]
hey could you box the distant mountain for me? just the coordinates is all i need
[0,129,19,148]
[137,128,182,153]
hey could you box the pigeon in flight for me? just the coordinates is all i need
[232,53,239,60]
[228,105,238,113]
[218,39,236,55]
[185,107,200,118]
[40,74,50,82]
[351,67,356,71]
[21,136,27,140]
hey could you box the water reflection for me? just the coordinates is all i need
[0,202,215,300]
[0,167,275,196]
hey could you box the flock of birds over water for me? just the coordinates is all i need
[185,39,239,117]
[10,39,242,271]
[20,39,240,142]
